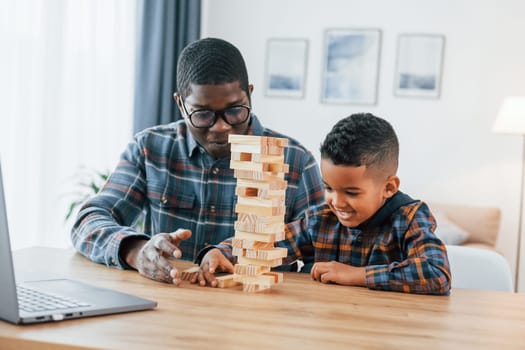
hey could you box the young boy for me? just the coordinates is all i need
[279,113,451,295]
[198,113,450,295]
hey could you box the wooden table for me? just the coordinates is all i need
[1,247,524,350]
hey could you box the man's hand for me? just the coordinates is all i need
[191,248,234,287]
[122,229,192,285]
[310,261,366,286]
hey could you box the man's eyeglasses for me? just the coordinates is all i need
[180,97,251,129]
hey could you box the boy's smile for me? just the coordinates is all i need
[320,158,398,228]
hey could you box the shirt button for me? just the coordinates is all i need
[212,167,219,175]
[210,205,216,213]
[161,195,168,204]
[204,242,209,247]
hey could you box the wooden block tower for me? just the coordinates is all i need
[227,134,289,292]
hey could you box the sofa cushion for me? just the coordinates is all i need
[428,203,501,248]
[432,211,469,245]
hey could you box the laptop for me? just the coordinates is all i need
[0,162,157,324]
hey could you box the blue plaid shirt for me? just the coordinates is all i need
[217,192,451,295]
[71,115,324,269]
[279,192,451,295]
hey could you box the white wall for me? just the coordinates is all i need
[202,0,525,291]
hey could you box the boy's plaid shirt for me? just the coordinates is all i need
[219,192,451,295]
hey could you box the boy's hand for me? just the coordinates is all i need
[311,261,366,286]
[192,248,234,287]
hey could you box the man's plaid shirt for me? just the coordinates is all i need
[71,115,324,269]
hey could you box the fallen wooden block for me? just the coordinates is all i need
[179,266,200,281]
[215,274,240,288]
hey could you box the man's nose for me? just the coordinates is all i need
[209,112,231,131]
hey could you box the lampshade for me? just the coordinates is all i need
[493,97,525,134]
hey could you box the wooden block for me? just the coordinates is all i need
[234,229,284,243]
[229,135,288,147]
[231,152,285,164]
[235,186,286,200]
[273,138,289,147]
[234,274,276,285]
[236,179,287,191]
[236,213,285,232]
[251,154,285,163]
[228,134,266,145]
[232,238,275,250]
[242,283,268,293]
[229,135,287,157]
[233,264,271,276]
[231,152,253,161]
[235,203,285,216]
[237,196,284,208]
[263,271,284,284]
[236,186,285,200]
[180,266,200,281]
[255,247,288,260]
[216,274,240,288]
[235,186,260,197]
[234,169,285,181]
[232,246,244,257]
[233,247,287,260]
[230,160,267,172]
[237,256,283,267]
[230,160,289,174]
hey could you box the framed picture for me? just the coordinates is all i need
[321,28,382,105]
[264,38,309,98]
[394,34,445,98]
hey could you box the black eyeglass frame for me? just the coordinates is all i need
[180,97,252,129]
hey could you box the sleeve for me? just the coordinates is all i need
[70,137,150,269]
[195,239,234,265]
[277,211,316,266]
[364,203,452,295]
[208,211,317,267]
[286,148,324,221]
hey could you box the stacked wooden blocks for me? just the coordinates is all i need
[227,134,289,292]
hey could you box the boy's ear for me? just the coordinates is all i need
[384,175,400,199]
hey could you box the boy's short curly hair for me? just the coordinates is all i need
[176,37,251,102]
[320,113,399,178]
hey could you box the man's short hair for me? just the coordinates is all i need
[320,113,399,178]
[176,38,250,102]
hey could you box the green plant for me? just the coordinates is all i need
[64,167,145,232]
[64,168,110,222]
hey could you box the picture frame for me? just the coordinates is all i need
[264,38,309,98]
[394,34,445,98]
[321,28,382,105]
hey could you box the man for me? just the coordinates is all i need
[71,38,324,285]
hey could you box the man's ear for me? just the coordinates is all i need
[173,93,184,114]
[384,175,400,199]
[248,84,254,95]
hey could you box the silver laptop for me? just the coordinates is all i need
[0,162,157,324]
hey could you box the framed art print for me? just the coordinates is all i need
[321,28,381,105]
[264,38,308,98]
[394,34,445,98]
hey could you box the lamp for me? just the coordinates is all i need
[493,96,525,292]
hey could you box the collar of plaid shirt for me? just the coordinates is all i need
[359,191,418,231]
